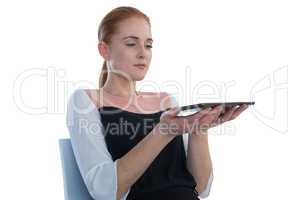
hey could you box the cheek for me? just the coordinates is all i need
[148,51,152,60]
[111,48,134,68]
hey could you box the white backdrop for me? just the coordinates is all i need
[1,0,299,199]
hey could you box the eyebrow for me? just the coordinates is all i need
[122,36,153,42]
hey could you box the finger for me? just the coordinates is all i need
[213,106,228,124]
[201,111,222,124]
[167,107,182,116]
[183,107,211,120]
[199,105,224,125]
[209,105,224,118]
[196,107,212,118]
[220,106,239,122]
[161,107,181,119]
[234,104,248,114]
[231,104,249,119]
[211,106,231,126]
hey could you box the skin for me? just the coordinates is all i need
[160,104,249,193]
[98,17,152,98]
[95,16,249,199]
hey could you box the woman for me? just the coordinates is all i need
[66,6,249,200]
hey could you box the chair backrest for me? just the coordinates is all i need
[58,139,94,200]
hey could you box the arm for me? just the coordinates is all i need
[165,92,214,198]
[66,89,120,200]
[66,89,176,200]
[116,125,175,200]
[187,133,214,198]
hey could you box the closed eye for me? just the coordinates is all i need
[126,44,153,49]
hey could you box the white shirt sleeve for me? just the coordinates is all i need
[198,171,214,199]
[166,92,214,199]
[66,88,131,200]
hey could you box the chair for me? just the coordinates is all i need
[58,139,94,200]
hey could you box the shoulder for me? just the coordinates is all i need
[66,88,100,127]
[83,89,102,108]
[68,88,86,105]
[67,88,100,111]
[68,88,93,102]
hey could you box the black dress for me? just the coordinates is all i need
[99,106,200,200]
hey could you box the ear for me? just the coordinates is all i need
[98,41,110,60]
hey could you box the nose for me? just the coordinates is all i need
[136,45,147,59]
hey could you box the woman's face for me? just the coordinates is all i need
[103,17,153,81]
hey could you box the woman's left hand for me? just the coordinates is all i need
[209,104,249,129]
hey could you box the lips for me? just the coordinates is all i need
[134,64,146,69]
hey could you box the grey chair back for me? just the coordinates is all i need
[58,139,94,200]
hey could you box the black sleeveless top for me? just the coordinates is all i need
[99,106,199,200]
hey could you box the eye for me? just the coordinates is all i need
[126,43,135,47]
[146,45,153,49]
[126,43,152,49]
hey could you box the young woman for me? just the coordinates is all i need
[66,6,249,200]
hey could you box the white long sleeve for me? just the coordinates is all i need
[66,88,131,200]
[198,171,214,198]
[167,92,214,199]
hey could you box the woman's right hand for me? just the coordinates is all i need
[157,105,225,137]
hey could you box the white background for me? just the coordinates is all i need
[1,0,299,199]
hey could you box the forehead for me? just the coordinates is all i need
[114,17,152,41]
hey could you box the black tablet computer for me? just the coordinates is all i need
[165,101,255,117]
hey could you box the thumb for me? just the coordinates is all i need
[165,106,181,116]
[160,107,181,121]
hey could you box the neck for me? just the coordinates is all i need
[102,73,137,98]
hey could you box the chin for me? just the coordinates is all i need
[132,74,146,81]
[135,76,146,81]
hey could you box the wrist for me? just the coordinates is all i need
[190,130,208,140]
[153,123,177,140]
